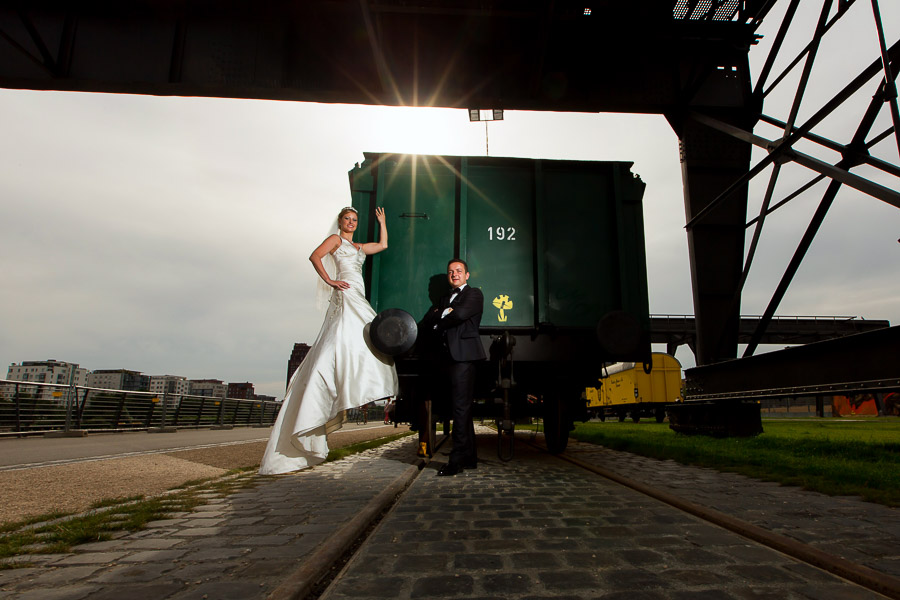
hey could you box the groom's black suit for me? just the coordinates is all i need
[422,283,486,469]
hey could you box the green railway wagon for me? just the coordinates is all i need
[349,153,651,454]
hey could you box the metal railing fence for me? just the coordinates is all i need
[347,405,380,424]
[0,379,281,436]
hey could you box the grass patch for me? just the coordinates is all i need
[572,418,900,506]
[325,431,414,463]
[0,512,68,535]
[171,467,257,491]
[0,473,259,569]
[89,495,144,509]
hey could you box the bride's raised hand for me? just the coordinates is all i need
[359,207,388,255]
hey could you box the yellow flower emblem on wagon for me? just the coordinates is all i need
[492,294,513,322]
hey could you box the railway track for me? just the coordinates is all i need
[279,431,900,600]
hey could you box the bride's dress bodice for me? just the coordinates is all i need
[334,238,366,286]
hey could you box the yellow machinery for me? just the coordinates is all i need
[585,353,683,422]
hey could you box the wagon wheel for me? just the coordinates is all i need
[543,394,569,454]
[655,408,666,423]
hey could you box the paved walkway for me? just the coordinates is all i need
[1,428,898,599]
[0,437,420,600]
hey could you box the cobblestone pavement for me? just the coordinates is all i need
[1,427,898,599]
[563,440,900,583]
[320,429,895,599]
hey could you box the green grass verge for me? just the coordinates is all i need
[571,418,900,506]
[325,431,414,463]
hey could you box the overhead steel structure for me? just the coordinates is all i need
[649,314,890,356]
[1,0,897,370]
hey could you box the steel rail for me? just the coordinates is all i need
[269,434,447,600]
[555,445,900,600]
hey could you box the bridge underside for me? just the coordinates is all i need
[3,1,896,373]
[0,1,767,113]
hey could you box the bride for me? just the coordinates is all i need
[259,206,398,475]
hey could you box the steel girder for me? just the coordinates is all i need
[683,0,900,363]
[649,314,890,356]
[684,325,900,401]
[667,113,757,364]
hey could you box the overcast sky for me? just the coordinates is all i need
[1,2,898,397]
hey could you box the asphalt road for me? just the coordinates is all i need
[0,422,404,470]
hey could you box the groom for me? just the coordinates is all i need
[422,258,487,476]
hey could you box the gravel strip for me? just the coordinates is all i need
[0,425,411,525]
[0,455,226,524]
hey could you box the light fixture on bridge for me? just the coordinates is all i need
[468,109,504,156]
[468,109,504,122]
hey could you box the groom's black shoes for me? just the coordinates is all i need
[438,460,477,476]
[438,463,461,476]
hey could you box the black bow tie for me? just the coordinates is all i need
[451,287,462,294]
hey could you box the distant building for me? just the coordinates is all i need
[255,394,276,402]
[228,382,255,400]
[286,343,311,390]
[149,375,190,397]
[190,379,227,398]
[87,369,150,392]
[3,360,88,402]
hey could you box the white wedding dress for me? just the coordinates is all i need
[259,238,398,474]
